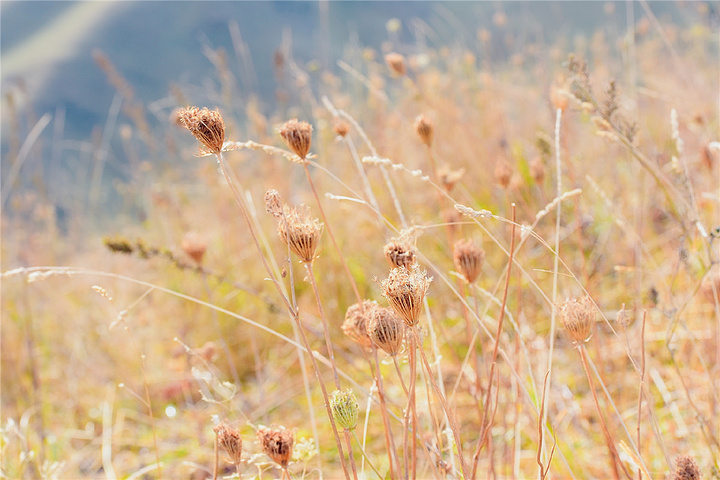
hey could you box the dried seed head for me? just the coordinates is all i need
[438,166,465,192]
[330,389,359,431]
[529,156,546,184]
[213,422,243,467]
[672,456,700,480]
[383,237,417,269]
[453,239,485,284]
[333,120,350,138]
[279,119,312,160]
[414,115,434,148]
[181,231,207,265]
[559,296,596,345]
[367,306,405,356]
[381,265,432,327]
[257,427,294,468]
[265,189,283,218]
[385,52,407,76]
[178,106,226,155]
[277,205,323,263]
[494,160,512,189]
[342,300,376,349]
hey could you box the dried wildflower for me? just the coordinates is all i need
[438,166,465,192]
[330,389,359,430]
[257,427,294,468]
[383,237,417,269]
[494,160,512,189]
[279,119,312,160]
[672,456,700,480]
[385,52,406,76]
[265,189,283,218]
[529,156,546,184]
[177,106,227,155]
[414,115,434,148]
[381,265,432,327]
[559,296,596,345]
[342,300,376,349]
[277,205,323,263]
[367,306,404,356]
[213,422,243,468]
[181,231,207,265]
[453,239,485,284]
[333,120,350,138]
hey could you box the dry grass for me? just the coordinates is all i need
[2,5,720,480]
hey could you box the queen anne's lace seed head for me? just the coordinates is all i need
[257,427,294,468]
[381,265,432,327]
[559,296,596,345]
[366,306,404,356]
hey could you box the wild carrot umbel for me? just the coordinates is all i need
[213,422,242,477]
[258,427,294,479]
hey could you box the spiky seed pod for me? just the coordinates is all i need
[265,189,283,218]
[529,156,546,184]
[279,119,312,160]
[178,106,226,155]
[672,456,700,480]
[213,422,243,467]
[383,238,417,269]
[277,206,323,263]
[438,166,465,192]
[414,115,434,148]
[494,160,512,189]
[342,300,376,349]
[181,231,207,265]
[367,306,404,356]
[453,239,485,284]
[330,389,359,430]
[381,265,432,327]
[333,120,350,138]
[559,296,596,345]
[257,427,294,468]
[384,52,406,76]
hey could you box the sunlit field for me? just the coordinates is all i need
[2,2,720,479]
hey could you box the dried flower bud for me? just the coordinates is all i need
[178,106,226,155]
[330,389,359,430]
[529,156,546,185]
[265,189,283,217]
[494,160,512,189]
[383,238,417,269]
[367,306,404,356]
[385,52,407,76]
[333,120,350,138]
[414,115,434,148]
[559,296,596,344]
[453,239,485,284]
[381,265,432,327]
[213,422,243,468]
[342,300,376,349]
[181,231,207,265]
[257,427,294,468]
[438,166,465,192]
[277,205,323,263]
[672,456,700,480]
[279,119,312,160]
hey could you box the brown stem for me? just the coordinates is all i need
[303,163,362,303]
[637,312,647,480]
[373,349,399,480]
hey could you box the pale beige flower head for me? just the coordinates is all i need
[559,296,596,345]
[277,205,323,263]
[366,306,405,356]
[178,106,228,156]
[213,422,243,467]
[383,237,417,270]
[279,119,312,160]
[342,300,376,349]
[257,426,294,468]
[414,115,434,148]
[381,264,432,327]
[453,239,485,284]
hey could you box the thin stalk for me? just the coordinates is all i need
[471,204,517,479]
[579,345,631,480]
[303,163,362,303]
[403,333,417,480]
[373,350,399,480]
[637,312,647,480]
[413,328,470,479]
[213,434,219,480]
[393,356,409,396]
[351,430,384,480]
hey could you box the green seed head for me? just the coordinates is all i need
[330,389,359,431]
